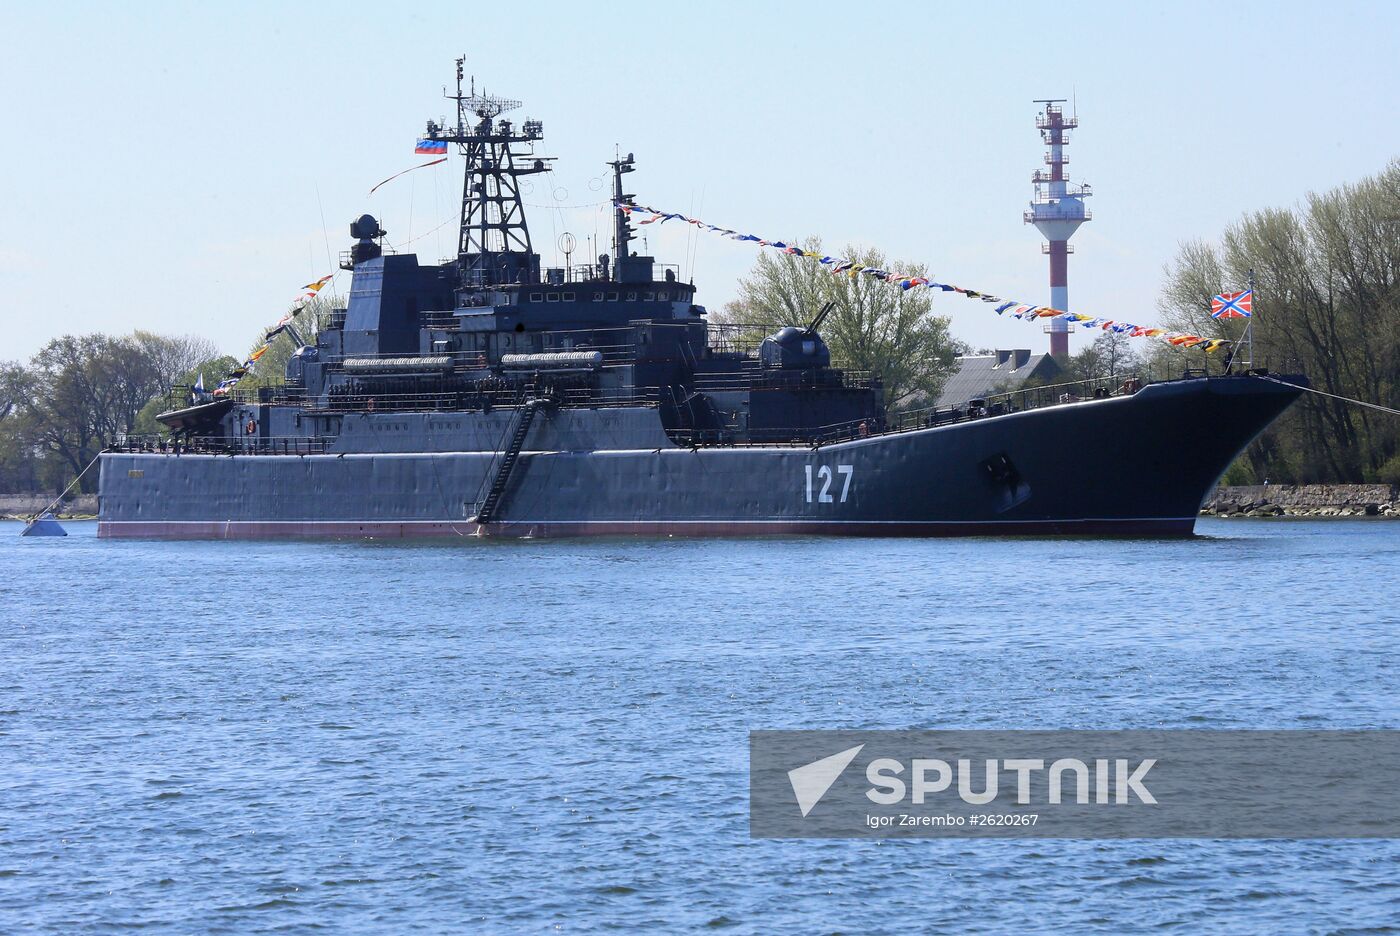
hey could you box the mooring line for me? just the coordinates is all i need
[21,451,104,532]
[1260,375,1400,418]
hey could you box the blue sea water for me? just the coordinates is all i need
[1,519,1398,934]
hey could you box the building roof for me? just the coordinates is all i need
[935,350,1061,408]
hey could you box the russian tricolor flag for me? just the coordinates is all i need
[415,139,448,155]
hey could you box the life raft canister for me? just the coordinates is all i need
[245,419,257,435]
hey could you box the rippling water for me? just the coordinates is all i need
[2,519,1398,933]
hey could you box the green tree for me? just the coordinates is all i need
[0,362,42,493]
[1067,330,1139,382]
[1159,159,1400,482]
[21,335,125,483]
[718,238,959,409]
[17,332,217,490]
[0,362,26,427]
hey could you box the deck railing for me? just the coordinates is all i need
[148,363,1247,454]
[114,436,334,456]
[308,382,665,414]
[667,372,1152,448]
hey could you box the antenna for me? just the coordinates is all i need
[421,59,555,288]
[607,150,637,264]
[558,232,576,274]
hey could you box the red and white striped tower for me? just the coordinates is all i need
[1024,99,1092,360]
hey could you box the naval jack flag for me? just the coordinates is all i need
[1211,290,1254,319]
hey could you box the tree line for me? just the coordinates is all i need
[0,296,333,495]
[0,332,229,493]
[1156,159,1400,484]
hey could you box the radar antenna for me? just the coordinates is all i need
[607,150,637,268]
[420,57,553,288]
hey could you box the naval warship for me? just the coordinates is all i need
[97,67,1303,539]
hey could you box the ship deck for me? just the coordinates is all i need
[115,369,1284,456]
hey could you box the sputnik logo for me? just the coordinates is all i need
[787,744,864,817]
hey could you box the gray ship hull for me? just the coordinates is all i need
[98,375,1301,539]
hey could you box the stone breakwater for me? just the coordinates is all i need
[0,494,98,520]
[1202,484,1398,518]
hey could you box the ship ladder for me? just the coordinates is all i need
[472,398,543,525]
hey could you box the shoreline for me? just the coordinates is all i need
[0,494,98,521]
[1201,484,1398,518]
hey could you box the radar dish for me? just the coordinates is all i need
[462,93,521,119]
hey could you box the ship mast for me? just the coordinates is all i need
[608,151,636,268]
[421,58,553,288]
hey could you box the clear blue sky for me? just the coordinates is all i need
[3,0,1398,362]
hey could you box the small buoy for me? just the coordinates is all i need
[20,512,67,537]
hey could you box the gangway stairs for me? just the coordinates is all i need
[472,399,542,524]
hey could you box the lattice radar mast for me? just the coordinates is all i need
[420,57,554,288]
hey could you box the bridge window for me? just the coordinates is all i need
[547,293,560,302]
[529,292,543,302]
[592,292,604,302]
[607,292,619,301]
[659,291,670,301]
[563,292,575,301]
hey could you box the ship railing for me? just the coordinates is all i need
[303,383,665,414]
[420,310,460,328]
[114,435,334,456]
[161,383,308,407]
[322,349,489,366]
[690,369,878,392]
[564,262,604,283]
[868,374,1133,434]
[338,247,397,271]
[666,373,1146,448]
[704,322,768,357]
[207,384,308,406]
